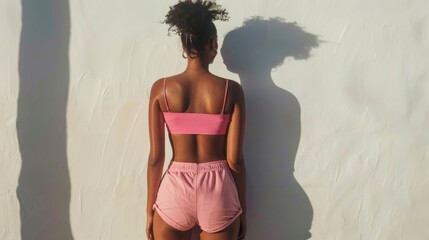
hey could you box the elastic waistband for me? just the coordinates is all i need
[168,160,229,173]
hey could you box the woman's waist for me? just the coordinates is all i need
[169,151,226,163]
[167,159,229,173]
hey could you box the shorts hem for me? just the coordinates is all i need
[153,203,195,232]
[200,208,243,233]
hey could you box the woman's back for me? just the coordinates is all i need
[158,72,234,163]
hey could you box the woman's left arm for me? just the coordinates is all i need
[146,80,165,239]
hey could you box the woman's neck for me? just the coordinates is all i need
[184,56,210,72]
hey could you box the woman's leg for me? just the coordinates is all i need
[199,216,240,240]
[153,210,193,240]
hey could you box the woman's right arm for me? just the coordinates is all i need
[226,81,247,239]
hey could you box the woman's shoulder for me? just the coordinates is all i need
[150,77,164,93]
[150,74,178,89]
[223,78,243,97]
[210,74,240,86]
[149,76,170,102]
[149,74,181,94]
[208,76,243,105]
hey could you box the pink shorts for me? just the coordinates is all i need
[152,160,243,233]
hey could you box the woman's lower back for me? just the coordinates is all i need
[168,134,228,163]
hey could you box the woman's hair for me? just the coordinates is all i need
[163,0,229,58]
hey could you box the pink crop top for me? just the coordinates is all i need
[162,77,231,135]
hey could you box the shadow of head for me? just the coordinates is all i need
[221,16,321,74]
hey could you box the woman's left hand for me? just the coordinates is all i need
[146,212,154,240]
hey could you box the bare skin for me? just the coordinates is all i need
[146,36,247,240]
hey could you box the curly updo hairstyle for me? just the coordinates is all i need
[163,0,229,59]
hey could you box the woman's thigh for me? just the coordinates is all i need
[199,216,240,240]
[153,210,193,240]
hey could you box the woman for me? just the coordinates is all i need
[146,1,247,240]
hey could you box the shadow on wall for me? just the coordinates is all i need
[16,0,73,239]
[221,17,321,239]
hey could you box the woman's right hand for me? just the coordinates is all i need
[238,212,247,240]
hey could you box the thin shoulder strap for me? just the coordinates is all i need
[221,79,229,114]
[163,77,171,112]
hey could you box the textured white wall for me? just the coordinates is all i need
[1,0,429,239]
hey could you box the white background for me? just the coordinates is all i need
[1,0,428,239]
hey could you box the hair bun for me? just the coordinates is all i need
[163,0,229,36]
[187,9,209,33]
